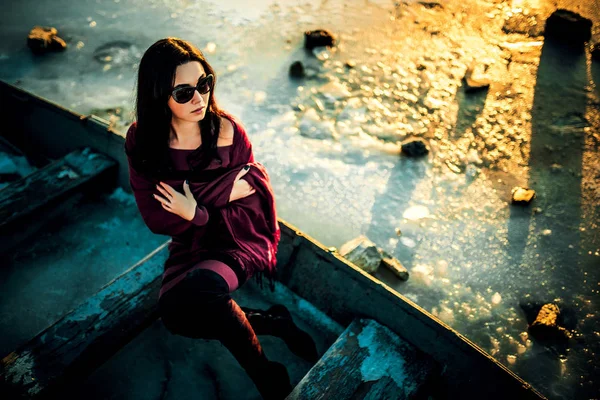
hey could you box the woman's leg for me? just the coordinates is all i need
[158,263,292,399]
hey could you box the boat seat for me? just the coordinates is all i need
[0,147,117,253]
[287,317,440,400]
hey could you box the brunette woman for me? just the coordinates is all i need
[124,37,317,400]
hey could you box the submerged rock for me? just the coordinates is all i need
[27,26,67,54]
[304,29,336,50]
[528,303,572,342]
[544,10,592,45]
[339,235,381,274]
[511,186,535,205]
[401,138,429,157]
[289,61,305,78]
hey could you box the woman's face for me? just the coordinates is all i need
[167,61,211,123]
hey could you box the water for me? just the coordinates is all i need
[1,0,599,398]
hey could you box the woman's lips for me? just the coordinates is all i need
[192,107,204,114]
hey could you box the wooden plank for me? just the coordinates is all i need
[0,147,117,253]
[0,242,169,399]
[289,318,439,400]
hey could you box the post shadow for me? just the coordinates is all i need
[506,37,587,297]
[508,34,589,400]
[364,156,429,272]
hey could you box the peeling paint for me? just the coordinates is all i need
[3,351,42,395]
[356,319,417,393]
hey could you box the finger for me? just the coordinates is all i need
[183,180,192,196]
[159,182,175,195]
[154,194,169,205]
[156,185,172,199]
[160,202,173,212]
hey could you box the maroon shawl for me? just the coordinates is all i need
[124,116,280,287]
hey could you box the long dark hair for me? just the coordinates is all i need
[130,37,227,178]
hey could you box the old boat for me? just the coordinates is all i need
[0,80,546,399]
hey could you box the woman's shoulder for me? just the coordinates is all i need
[124,121,138,153]
[219,113,249,146]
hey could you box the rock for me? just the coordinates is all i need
[528,303,572,342]
[339,235,382,274]
[27,26,67,54]
[289,61,305,78]
[380,253,409,281]
[511,187,535,205]
[344,60,356,69]
[418,1,443,9]
[304,29,336,50]
[401,138,429,157]
[591,43,600,61]
[463,62,490,92]
[502,13,543,37]
[544,10,592,45]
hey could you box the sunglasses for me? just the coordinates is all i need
[171,74,214,104]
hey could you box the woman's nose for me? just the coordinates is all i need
[192,89,204,104]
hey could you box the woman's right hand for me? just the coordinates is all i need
[229,166,256,203]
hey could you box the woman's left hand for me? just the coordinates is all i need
[153,181,197,221]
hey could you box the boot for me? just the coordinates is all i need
[249,360,293,400]
[216,300,293,400]
[242,304,319,363]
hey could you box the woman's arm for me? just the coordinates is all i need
[125,125,209,236]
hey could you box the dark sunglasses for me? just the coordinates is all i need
[171,74,214,104]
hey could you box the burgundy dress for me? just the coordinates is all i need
[158,145,248,298]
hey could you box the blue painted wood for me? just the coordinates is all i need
[288,318,439,399]
[0,147,118,253]
[0,243,168,399]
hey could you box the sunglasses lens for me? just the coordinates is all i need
[198,75,213,94]
[173,88,195,103]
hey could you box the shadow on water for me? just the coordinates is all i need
[364,156,429,270]
[509,37,589,399]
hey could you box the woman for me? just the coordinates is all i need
[124,37,317,400]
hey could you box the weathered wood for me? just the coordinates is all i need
[0,242,168,399]
[289,318,439,399]
[0,147,117,253]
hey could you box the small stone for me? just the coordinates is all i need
[380,256,409,280]
[418,1,443,9]
[339,235,382,274]
[463,62,490,92]
[528,303,572,342]
[511,187,535,205]
[27,26,67,54]
[304,29,336,50]
[401,138,429,157]
[533,207,543,214]
[345,60,356,69]
[395,228,402,236]
[550,163,563,172]
[541,229,552,236]
[289,61,305,78]
[544,10,592,45]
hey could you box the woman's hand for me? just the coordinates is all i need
[229,166,256,203]
[153,181,197,221]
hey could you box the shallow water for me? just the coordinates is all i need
[1,0,599,399]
